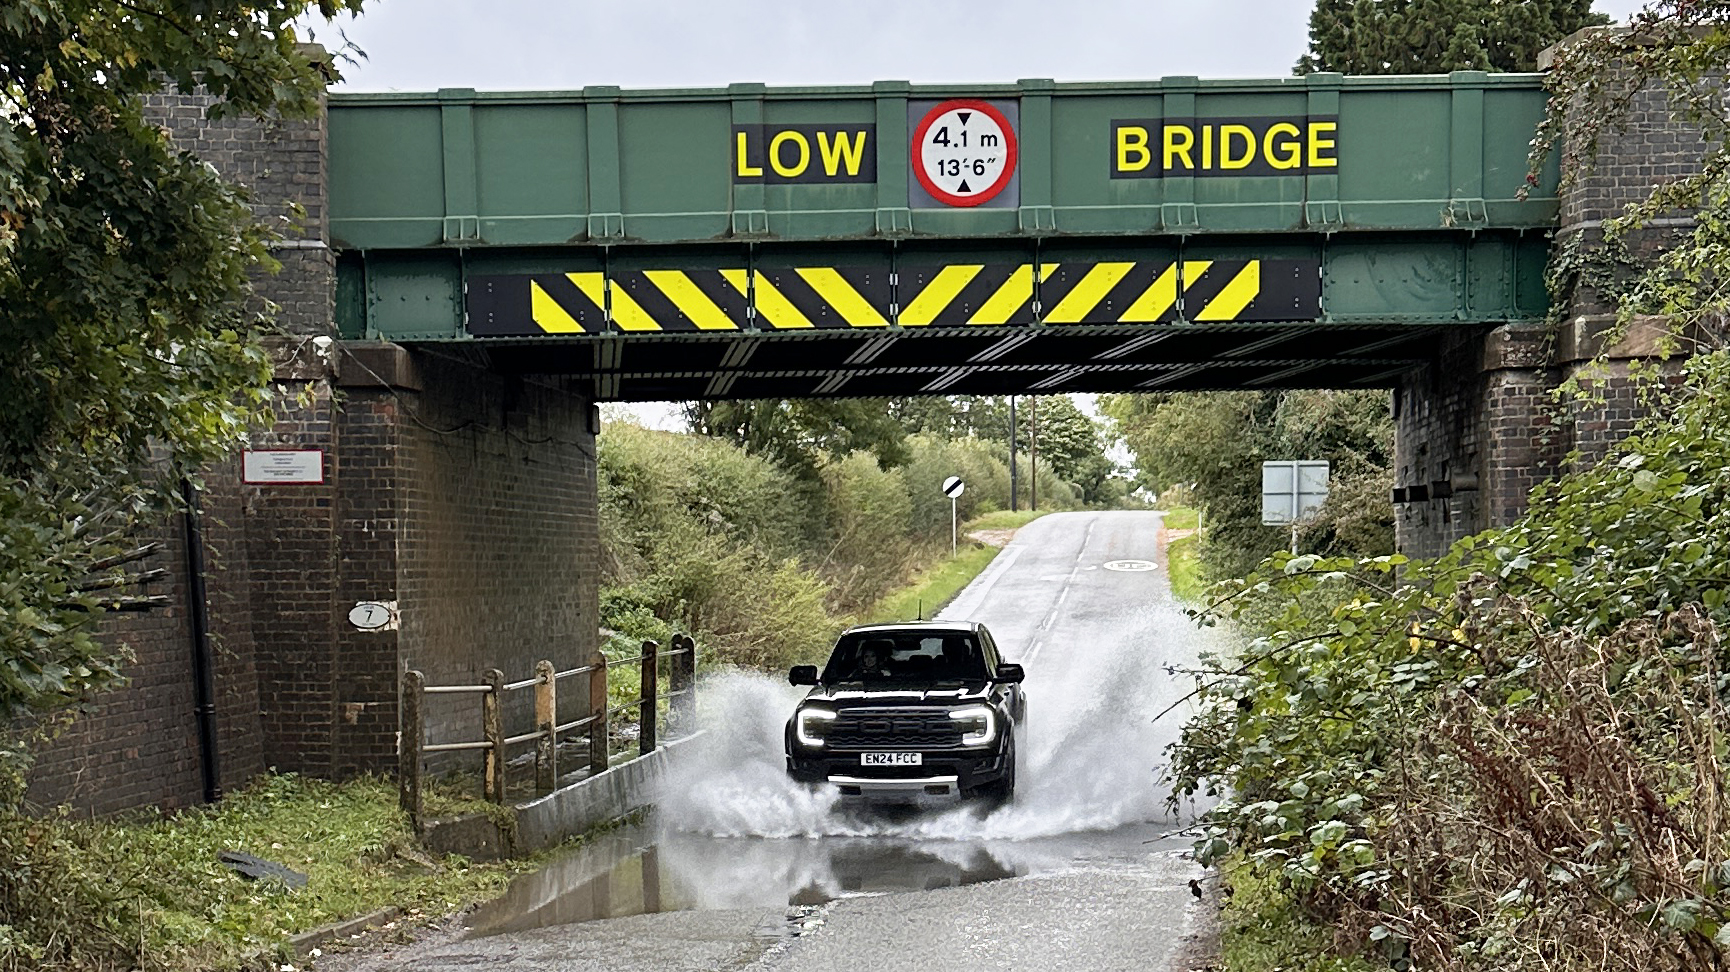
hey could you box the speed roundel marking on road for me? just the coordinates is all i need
[911,99,1018,207]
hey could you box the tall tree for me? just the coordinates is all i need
[1021,396,1120,506]
[1298,0,1609,74]
[687,399,911,474]
[1,2,361,737]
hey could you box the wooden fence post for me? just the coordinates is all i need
[669,633,695,733]
[399,670,425,830]
[639,639,658,756]
[534,659,557,793]
[687,635,698,715]
[589,649,610,775]
[482,668,505,803]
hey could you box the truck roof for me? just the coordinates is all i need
[840,620,980,636]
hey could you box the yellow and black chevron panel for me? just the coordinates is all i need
[754,267,891,329]
[464,259,1323,336]
[468,273,607,336]
[1180,260,1320,323]
[1040,262,1183,324]
[610,269,751,332]
[899,264,1042,327]
[1037,259,1320,325]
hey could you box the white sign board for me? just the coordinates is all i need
[1262,460,1329,526]
[243,449,324,485]
[347,601,397,630]
[942,476,965,498]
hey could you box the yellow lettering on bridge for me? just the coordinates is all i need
[732,124,877,183]
[1111,116,1340,178]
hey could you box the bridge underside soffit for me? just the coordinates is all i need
[452,322,1458,401]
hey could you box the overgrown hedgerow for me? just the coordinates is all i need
[1174,351,1730,971]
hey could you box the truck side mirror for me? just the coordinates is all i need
[789,665,819,686]
[995,663,1025,684]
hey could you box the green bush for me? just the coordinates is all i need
[599,423,835,668]
[724,558,843,670]
[1174,352,1730,971]
[818,451,918,611]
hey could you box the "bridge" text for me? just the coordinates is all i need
[1110,116,1339,178]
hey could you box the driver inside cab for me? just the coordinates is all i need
[855,640,894,679]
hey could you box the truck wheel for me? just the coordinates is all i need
[971,743,1016,807]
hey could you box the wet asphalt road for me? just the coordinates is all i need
[327,511,1219,972]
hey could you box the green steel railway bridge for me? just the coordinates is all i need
[326,72,1554,400]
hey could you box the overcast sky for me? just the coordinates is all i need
[317,1,1654,93]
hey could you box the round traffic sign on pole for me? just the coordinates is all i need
[942,476,965,556]
[911,100,1018,208]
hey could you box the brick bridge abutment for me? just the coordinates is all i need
[27,81,601,813]
[1392,65,1699,558]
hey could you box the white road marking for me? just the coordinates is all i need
[1026,517,1099,663]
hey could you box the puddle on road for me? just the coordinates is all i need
[467,819,1180,937]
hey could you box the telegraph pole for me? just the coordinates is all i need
[1030,396,1038,512]
[1008,396,1018,512]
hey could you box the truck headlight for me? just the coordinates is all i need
[795,707,836,748]
[949,704,997,747]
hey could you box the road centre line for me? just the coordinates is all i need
[1025,516,1100,663]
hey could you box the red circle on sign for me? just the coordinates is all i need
[911,99,1019,208]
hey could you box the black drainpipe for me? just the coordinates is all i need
[180,479,222,803]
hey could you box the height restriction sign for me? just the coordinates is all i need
[911,99,1019,208]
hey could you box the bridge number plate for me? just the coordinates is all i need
[861,752,923,766]
[912,99,1018,208]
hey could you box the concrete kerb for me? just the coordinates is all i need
[287,906,402,958]
[422,732,705,860]
[514,732,704,854]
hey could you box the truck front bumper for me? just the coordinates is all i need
[786,751,1010,802]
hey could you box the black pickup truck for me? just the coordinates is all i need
[784,620,1026,804]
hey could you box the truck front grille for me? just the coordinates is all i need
[827,709,963,749]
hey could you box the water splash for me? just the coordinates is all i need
[653,598,1221,842]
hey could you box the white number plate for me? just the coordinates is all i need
[861,752,923,767]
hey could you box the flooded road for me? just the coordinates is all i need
[337,512,1224,972]
[467,819,1181,936]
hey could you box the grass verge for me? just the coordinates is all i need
[963,509,1049,532]
[863,509,1044,623]
[1161,505,1200,531]
[0,774,542,972]
[1166,534,1204,603]
[866,543,1001,623]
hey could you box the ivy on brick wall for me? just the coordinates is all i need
[1538,2,1730,351]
